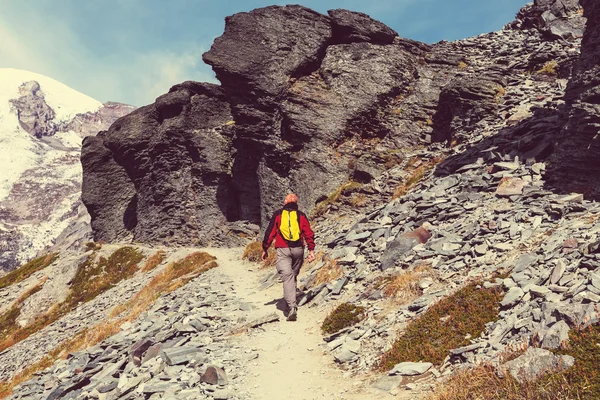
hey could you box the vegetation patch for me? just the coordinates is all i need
[0,254,58,290]
[537,61,558,76]
[393,157,444,199]
[141,250,166,272]
[242,242,263,263]
[84,242,102,252]
[378,264,434,303]
[321,303,366,335]
[379,282,504,369]
[242,242,276,269]
[0,252,217,399]
[67,247,144,305]
[429,324,600,400]
[0,247,143,354]
[0,278,48,341]
[313,181,363,217]
[314,259,343,286]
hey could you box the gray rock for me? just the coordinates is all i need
[501,287,525,308]
[513,253,538,273]
[389,362,433,376]
[542,320,570,350]
[504,347,574,383]
[160,347,203,366]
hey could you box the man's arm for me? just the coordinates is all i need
[262,211,279,260]
[299,212,316,262]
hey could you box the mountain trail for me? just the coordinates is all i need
[205,247,408,400]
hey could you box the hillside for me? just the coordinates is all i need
[0,69,135,271]
[1,0,600,399]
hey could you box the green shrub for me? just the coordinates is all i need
[321,303,366,334]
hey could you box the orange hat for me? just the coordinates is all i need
[284,193,298,205]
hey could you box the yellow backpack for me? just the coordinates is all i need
[280,210,301,243]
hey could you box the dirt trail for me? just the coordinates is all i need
[205,247,407,400]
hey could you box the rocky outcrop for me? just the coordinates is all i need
[82,82,236,245]
[84,6,421,245]
[9,81,58,138]
[546,0,600,199]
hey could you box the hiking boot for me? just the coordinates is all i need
[287,307,297,321]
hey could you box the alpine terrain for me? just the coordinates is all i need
[1,0,600,399]
[0,69,134,271]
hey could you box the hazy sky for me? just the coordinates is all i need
[0,0,527,106]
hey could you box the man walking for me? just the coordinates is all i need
[262,193,315,321]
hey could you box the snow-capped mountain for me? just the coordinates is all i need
[0,68,135,271]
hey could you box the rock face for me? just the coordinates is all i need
[82,82,235,245]
[0,69,133,271]
[547,0,600,199]
[84,6,421,245]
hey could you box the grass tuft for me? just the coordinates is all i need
[0,254,58,290]
[314,259,343,286]
[379,264,434,303]
[322,303,366,334]
[393,157,444,199]
[379,282,504,369]
[242,242,263,263]
[313,181,363,217]
[66,247,144,305]
[538,61,558,76]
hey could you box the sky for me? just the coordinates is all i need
[0,0,528,106]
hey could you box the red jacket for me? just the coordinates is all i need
[262,203,315,251]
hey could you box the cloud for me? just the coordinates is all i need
[0,1,216,106]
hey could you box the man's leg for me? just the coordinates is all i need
[275,248,297,311]
[290,247,305,288]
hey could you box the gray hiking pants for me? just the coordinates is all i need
[276,247,304,309]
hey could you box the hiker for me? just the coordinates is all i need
[262,193,315,321]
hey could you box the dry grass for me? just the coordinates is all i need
[314,259,344,286]
[538,61,558,76]
[242,242,263,263]
[141,250,166,272]
[0,277,48,341]
[15,277,47,305]
[379,264,434,302]
[0,252,217,399]
[350,193,368,208]
[322,303,366,334]
[313,181,363,217]
[430,324,600,400]
[393,157,444,199]
[242,242,277,269]
[0,247,143,354]
[378,282,504,370]
[0,254,58,290]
